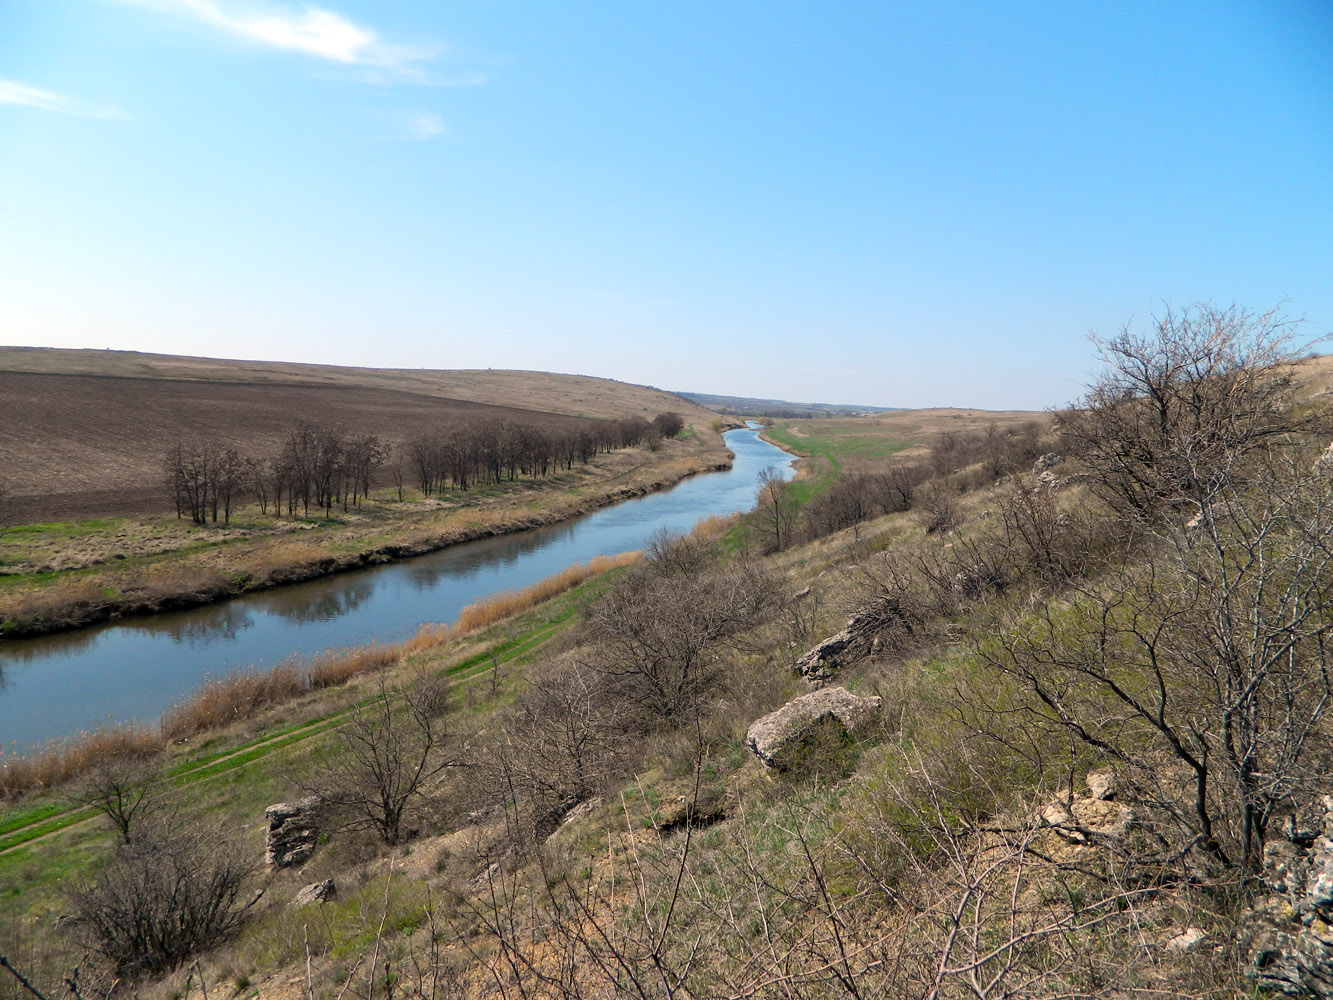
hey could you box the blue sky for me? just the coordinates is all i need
[1,1,1329,409]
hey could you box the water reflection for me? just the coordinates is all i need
[0,427,794,751]
[253,577,377,625]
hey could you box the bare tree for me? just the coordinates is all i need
[1056,302,1319,519]
[307,675,456,846]
[73,752,159,845]
[754,466,798,552]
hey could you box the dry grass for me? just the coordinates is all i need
[453,552,638,633]
[160,662,309,740]
[0,725,162,799]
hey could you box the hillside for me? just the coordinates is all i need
[679,389,899,418]
[4,334,1333,998]
[0,348,716,522]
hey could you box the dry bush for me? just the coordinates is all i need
[582,538,776,720]
[477,654,638,849]
[1056,302,1320,520]
[914,482,961,535]
[976,467,1333,875]
[67,817,258,977]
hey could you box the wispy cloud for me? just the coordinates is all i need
[398,110,446,140]
[0,79,123,118]
[120,0,442,76]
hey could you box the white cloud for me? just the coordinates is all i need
[399,110,445,139]
[121,0,440,74]
[0,79,123,118]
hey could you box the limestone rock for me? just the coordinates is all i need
[265,796,323,869]
[745,687,882,771]
[794,603,904,682]
[1033,453,1064,472]
[1165,928,1206,953]
[291,879,337,907]
[1040,795,1134,844]
[1085,769,1117,801]
[1244,795,1333,996]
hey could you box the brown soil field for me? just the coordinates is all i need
[0,348,716,522]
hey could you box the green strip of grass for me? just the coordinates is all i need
[0,801,66,838]
[0,807,97,854]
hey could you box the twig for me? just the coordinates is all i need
[0,957,50,1000]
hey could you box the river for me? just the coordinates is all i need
[0,425,793,753]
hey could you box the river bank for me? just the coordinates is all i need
[0,425,791,752]
[0,436,729,640]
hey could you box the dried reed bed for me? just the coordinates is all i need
[0,725,161,800]
[0,553,639,800]
[452,551,639,633]
[160,660,308,739]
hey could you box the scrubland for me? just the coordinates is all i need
[4,310,1333,1000]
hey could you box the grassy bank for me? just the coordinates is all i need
[0,436,726,639]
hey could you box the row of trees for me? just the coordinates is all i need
[164,426,386,524]
[401,413,681,497]
[164,412,686,524]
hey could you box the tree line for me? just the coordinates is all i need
[164,412,685,525]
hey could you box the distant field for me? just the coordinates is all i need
[679,389,898,418]
[765,407,1049,467]
[0,348,716,522]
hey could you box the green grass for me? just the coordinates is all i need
[762,420,910,475]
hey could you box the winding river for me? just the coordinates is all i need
[0,426,794,753]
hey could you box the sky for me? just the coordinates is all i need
[1,1,1329,410]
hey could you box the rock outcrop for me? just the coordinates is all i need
[1244,796,1333,997]
[795,604,902,682]
[265,796,323,869]
[745,687,882,770]
[1033,453,1064,472]
[291,879,337,907]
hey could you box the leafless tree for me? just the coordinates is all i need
[1056,302,1320,520]
[754,466,798,552]
[307,675,456,846]
[73,752,159,845]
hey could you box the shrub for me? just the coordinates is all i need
[67,819,256,976]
